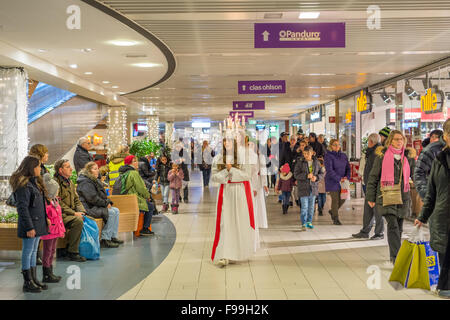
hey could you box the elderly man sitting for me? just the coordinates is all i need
[74,137,94,173]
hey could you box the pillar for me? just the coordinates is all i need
[335,99,340,138]
[107,106,127,156]
[0,67,28,200]
[165,121,174,149]
[146,115,159,143]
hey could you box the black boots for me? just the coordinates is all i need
[30,266,48,290]
[282,204,288,214]
[318,208,323,216]
[43,266,61,283]
[183,187,189,203]
[21,269,41,293]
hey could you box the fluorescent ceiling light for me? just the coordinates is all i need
[84,72,93,75]
[132,63,162,68]
[299,12,320,19]
[192,122,211,128]
[38,49,47,53]
[108,40,139,46]
[102,81,110,84]
[312,94,320,97]
[82,48,93,53]
[112,85,119,89]
[69,64,78,69]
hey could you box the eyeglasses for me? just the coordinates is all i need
[392,138,404,141]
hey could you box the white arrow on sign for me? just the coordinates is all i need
[262,31,270,41]
[242,85,246,91]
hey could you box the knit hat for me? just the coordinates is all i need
[379,126,391,138]
[43,173,59,199]
[281,163,291,174]
[124,155,135,165]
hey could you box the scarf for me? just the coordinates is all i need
[381,146,410,192]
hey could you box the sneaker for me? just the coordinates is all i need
[306,222,314,229]
[352,232,369,239]
[111,237,124,244]
[101,239,119,248]
[140,229,155,236]
[67,252,87,262]
[370,234,384,240]
[301,225,307,231]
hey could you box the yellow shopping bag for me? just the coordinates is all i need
[389,240,415,287]
[406,243,430,290]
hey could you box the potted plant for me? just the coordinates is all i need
[129,138,162,159]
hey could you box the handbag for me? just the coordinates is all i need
[379,158,404,207]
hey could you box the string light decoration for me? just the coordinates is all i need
[146,115,159,143]
[107,106,127,156]
[165,121,174,149]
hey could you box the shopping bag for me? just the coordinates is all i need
[405,243,430,290]
[420,241,440,290]
[79,216,100,260]
[389,240,415,288]
[340,180,350,200]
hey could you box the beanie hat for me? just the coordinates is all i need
[43,173,59,199]
[124,155,135,165]
[281,163,291,174]
[379,126,391,138]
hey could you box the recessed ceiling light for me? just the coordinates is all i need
[84,72,93,75]
[38,49,47,53]
[108,40,139,46]
[82,48,93,53]
[112,85,119,88]
[131,63,162,68]
[117,92,125,94]
[299,12,320,19]
[69,64,78,69]
[102,81,110,84]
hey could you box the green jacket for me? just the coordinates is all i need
[120,165,150,212]
[418,148,450,254]
[366,146,416,218]
[54,174,86,218]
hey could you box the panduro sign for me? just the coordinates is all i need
[421,86,444,114]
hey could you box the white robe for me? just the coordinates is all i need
[211,154,256,262]
[251,153,268,230]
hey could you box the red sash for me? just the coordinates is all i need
[211,180,255,261]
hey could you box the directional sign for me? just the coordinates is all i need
[254,23,346,48]
[230,111,254,121]
[238,80,285,94]
[232,101,265,110]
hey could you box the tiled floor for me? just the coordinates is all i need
[120,170,441,300]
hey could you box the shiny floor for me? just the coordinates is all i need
[119,170,441,300]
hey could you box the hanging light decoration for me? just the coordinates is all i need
[107,106,127,156]
[146,115,159,142]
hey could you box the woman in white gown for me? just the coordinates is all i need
[211,137,257,267]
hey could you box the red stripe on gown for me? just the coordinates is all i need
[211,180,255,261]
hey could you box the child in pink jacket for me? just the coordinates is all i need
[168,162,184,214]
[41,174,65,283]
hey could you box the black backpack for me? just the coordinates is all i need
[112,173,129,195]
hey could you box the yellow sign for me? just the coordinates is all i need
[345,109,352,123]
[357,90,367,112]
[421,88,437,112]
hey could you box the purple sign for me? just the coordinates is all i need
[238,80,285,94]
[233,101,265,110]
[229,111,254,121]
[254,23,345,48]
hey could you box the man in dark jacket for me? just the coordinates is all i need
[414,129,445,200]
[279,132,294,168]
[73,137,93,173]
[138,155,156,189]
[309,132,326,159]
[53,159,86,262]
[352,133,384,240]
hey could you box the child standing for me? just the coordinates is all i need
[167,163,184,214]
[154,155,171,212]
[275,164,295,214]
[317,159,327,216]
[40,173,65,283]
[294,146,324,230]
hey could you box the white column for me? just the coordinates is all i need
[0,68,28,199]
[146,115,159,143]
[165,121,174,149]
[107,106,127,156]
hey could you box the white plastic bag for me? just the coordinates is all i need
[340,180,350,200]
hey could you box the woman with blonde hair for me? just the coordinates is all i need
[366,130,416,264]
[29,144,49,177]
[415,119,450,298]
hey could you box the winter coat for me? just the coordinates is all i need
[179,148,190,181]
[279,141,294,169]
[155,161,172,185]
[15,177,49,238]
[414,138,446,199]
[363,143,382,186]
[276,172,295,192]
[324,151,351,192]
[120,165,150,212]
[76,170,113,222]
[310,141,326,159]
[318,167,326,194]
[200,147,215,171]
[366,147,416,218]
[168,169,184,189]
[40,199,65,240]
[138,157,156,183]
[54,174,86,218]
[294,158,324,198]
[417,148,450,254]
[108,152,129,187]
[73,144,93,173]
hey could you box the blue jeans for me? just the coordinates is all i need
[143,200,154,229]
[22,236,41,270]
[281,191,291,206]
[300,195,316,225]
[101,207,120,240]
[161,184,170,204]
[202,168,211,186]
[317,193,326,210]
